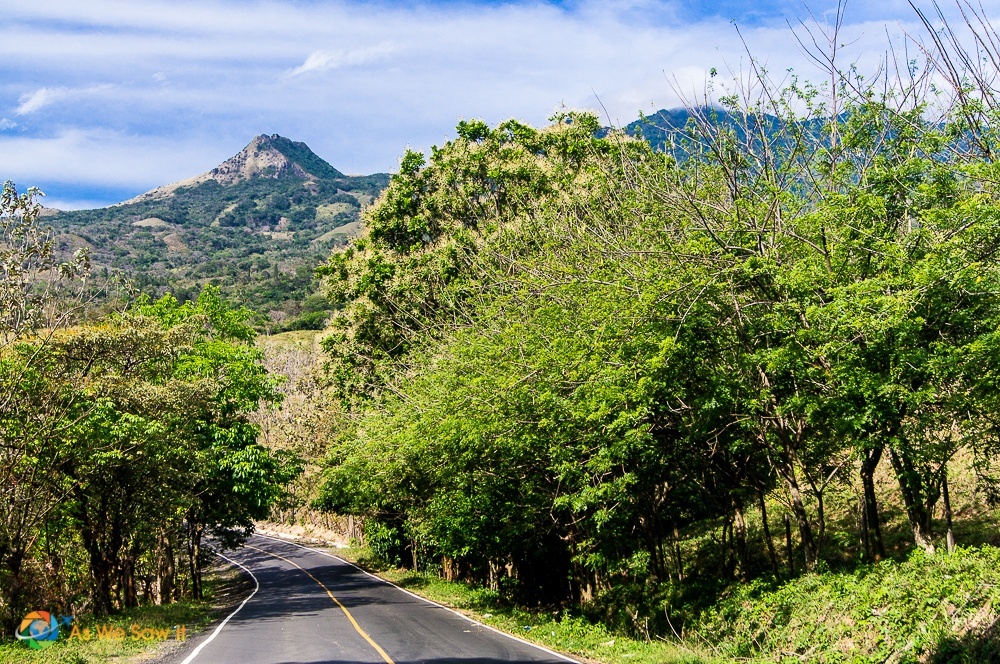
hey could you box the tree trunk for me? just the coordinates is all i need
[488,559,496,592]
[888,447,935,554]
[780,462,817,570]
[672,526,685,582]
[732,499,750,581]
[187,523,204,600]
[442,555,457,582]
[156,534,175,605]
[721,516,734,578]
[784,513,794,577]
[859,492,870,562]
[942,463,956,554]
[120,554,138,608]
[758,488,780,578]
[86,541,114,617]
[860,446,886,560]
[655,537,670,583]
[2,549,27,633]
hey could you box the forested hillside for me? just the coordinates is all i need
[43,134,389,331]
[309,14,1000,661]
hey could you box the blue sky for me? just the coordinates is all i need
[0,0,958,208]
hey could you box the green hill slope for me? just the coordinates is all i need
[46,134,389,330]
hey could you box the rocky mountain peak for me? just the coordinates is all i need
[208,134,305,185]
[124,134,344,204]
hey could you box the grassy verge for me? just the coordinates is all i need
[329,545,715,664]
[323,541,1000,663]
[693,545,1000,663]
[0,559,249,664]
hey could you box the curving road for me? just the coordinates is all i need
[165,534,578,664]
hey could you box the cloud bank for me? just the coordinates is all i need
[0,0,954,207]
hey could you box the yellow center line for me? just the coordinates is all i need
[245,544,395,664]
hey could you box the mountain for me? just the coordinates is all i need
[619,107,824,155]
[46,134,389,331]
[127,134,346,203]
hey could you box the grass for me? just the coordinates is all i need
[330,545,716,664]
[329,542,1000,664]
[0,561,248,664]
[259,329,320,349]
[691,545,1000,663]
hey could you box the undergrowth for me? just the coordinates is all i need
[693,546,1000,663]
[334,543,1000,664]
[0,560,241,664]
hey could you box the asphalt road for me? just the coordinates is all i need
[166,534,578,664]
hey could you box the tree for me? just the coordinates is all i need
[0,182,90,628]
[134,287,300,599]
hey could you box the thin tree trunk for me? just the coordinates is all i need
[758,488,779,578]
[782,465,817,570]
[187,524,203,600]
[942,463,956,554]
[815,491,826,555]
[3,549,27,633]
[784,513,794,577]
[860,492,870,562]
[732,500,749,581]
[656,537,669,583]
[889,448,935,554]
[672,526,685,582]
[156,533,175,605]
[721,516,734,578]
[860,446,886,560]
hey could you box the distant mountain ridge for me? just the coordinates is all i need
[619,106,824,155]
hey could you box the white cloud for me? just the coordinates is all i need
[16,88,69,114]
[288,43,399,77]
[16,85,115,115]
[0,128,229,191]
[0,118,17,131]
[0,0,964,206]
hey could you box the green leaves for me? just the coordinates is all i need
[315,74,1000,628]
[0,277,300,620]
[318,113,627,407]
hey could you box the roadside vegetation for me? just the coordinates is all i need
[306,5,1000,661]
[334,543,714,664]
[0,559,245,664]
[332,529,1000,662]
[0,182,300,641]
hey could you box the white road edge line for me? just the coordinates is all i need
[254,533,580,664]
[179,550,260,664]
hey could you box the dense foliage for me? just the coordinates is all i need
[315,27,1000,659]
[0,182,299,631]
[695,546,1000,662]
